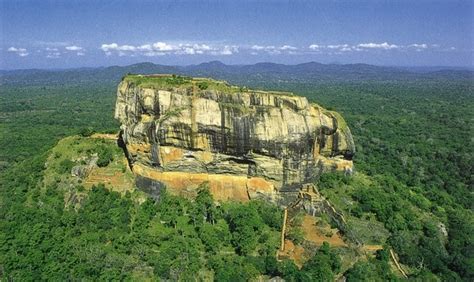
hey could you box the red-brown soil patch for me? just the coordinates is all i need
[301,215,347,247]
[278,240,306,268]
[84,164,134,193]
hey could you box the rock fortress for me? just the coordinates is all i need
[115,74,355,205]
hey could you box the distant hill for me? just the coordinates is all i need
[1,61,472,86]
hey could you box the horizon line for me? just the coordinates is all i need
[1,60,473,72]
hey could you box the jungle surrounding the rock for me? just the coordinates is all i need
[0,62,473,281]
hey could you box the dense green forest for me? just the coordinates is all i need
[0,65,472,280]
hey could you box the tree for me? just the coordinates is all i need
[301,242,341,281]
[59,158,75,174]
[226,204,264,255]
[194,184,217,224]
[79,127,94,137]
[198,222,221,253]
[96,146,113,167]
[277,259,300,281]
[209,255,260,282]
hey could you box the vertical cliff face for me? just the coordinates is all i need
[115,75,355,203]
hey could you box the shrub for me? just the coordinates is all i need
[59,159,75,174]
[197,81,209,90]
[287,227,305,245]
[79,127,94,137]
[96,146,113,167]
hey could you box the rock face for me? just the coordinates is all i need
[115,75,355,204]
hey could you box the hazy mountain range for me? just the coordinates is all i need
[1,61,472,86]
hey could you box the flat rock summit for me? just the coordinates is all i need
[115,74,355,204]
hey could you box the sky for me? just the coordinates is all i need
[1,0,473,69]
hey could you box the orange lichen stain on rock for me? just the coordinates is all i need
[247,177,275,197]
[127,143,151,155]
[132,164,278,202]
[208,174,250,202]
[159,146,214,165]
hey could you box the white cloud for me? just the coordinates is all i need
[220,45,238,55]
[357,42,399,50]
[119,45,136,51]
[174,44,214,55]
[65,45,84,51]
[137,44,152,51]
[407,43,428,51]
[101,43,119,52]
[220,49,233,55]
[152,42,175,51]
[97,41,440,57]
[327,44,350,49]
[193,44,211,51]
[249,44,296,54]
[251,45,266,50]
[307,42,436,53]
[324,44,355,52]
[7,47,29,57]
[408,43,428,49]
[100,41,240,56]
[101,42,175,55]
[280,45,297,50]
[101,43,139,52]
[63,45,86,56]
[309,44,321,50]
[183,47,195,55]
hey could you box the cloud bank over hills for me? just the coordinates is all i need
[6,41,455,59]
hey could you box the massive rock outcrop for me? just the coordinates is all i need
[115,74,354,204]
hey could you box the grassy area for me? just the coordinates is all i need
[43,135,135,196]
[122,74,296,97]
[123,74,194,89]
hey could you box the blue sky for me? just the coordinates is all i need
[1,0,472,69]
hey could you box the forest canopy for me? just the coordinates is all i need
[0,66,472,280]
